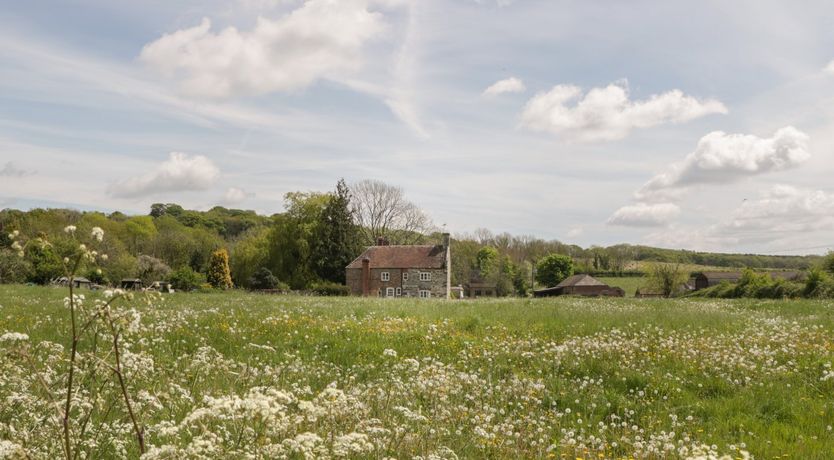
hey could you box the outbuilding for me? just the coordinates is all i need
[533,274,625,297]
[693,272,742,290]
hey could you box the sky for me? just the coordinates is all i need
[1,0,834,255]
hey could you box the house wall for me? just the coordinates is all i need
[346,267,447,298]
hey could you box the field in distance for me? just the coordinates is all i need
[1,285,833,459]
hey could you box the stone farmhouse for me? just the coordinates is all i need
[345,234,451,299]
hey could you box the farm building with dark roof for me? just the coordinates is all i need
[533,274,625,298]
[693,272,743,290]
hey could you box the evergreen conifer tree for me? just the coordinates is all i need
[312,179,360,283]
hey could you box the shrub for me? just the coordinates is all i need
[309,281,350,296]
[248,267,281,290]
[535,254,574,287]
[207,249,233,289]
[168,266,206,291]
[137,255,171,285]
[0,251,31,284]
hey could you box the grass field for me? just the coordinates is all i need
[596,277,647,296]
[2,285,834,459]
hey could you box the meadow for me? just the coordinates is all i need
[1,285,834,459]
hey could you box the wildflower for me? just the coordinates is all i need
[64,225,77,234]
[383,348,398,358]
[101,254,109,261]
[11,241,21,251]
[0,332,29,343]
[91,226,104,241]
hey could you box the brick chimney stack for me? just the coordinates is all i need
[376,237,389,246]
[442,233,451,299]
[361,257,371,296]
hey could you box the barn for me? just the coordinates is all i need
[693,272,742,290]
[533,274,625,297]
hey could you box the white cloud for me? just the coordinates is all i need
[0,162,34,177]
[607,202,680,227]
[644,185,834,252]
[720,185,834,234]
[637,126,810,200]
[107,152,220,198]
[221,186,252,205]
[483,77,525,96]
[566,226,583,238]
[520,82,727,142]
[139,0,389,98]
[825,59,834,75]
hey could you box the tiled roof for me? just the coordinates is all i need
[346,245,446,269]
[555,274,606,288]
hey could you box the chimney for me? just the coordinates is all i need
[442,233,451,299]
[361,257,371,297]
[376,236,388,246]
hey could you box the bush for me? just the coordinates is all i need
[309,281,350,296]
[168,266,206,291]
[248,267,280,290]
[137,255,171,285]
[0,251,31,284]
[207,249,233,289]
[535,254,574,287]
[85,268,107,285]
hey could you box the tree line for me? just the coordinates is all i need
[0,178,824,293]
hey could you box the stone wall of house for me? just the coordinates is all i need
[345,267,447,298]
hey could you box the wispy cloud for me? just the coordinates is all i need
[483,77,525,97]
[220,186,253,206]
[0,162,35,177]
[107,152,220,198]
[520,81,727,142]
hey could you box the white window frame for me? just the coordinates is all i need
[386,287,395,297]
[419,272,431,282]
[396,287,402,296]
[402,272,408,281]
[419,290,431,298]
[381,271,390,282]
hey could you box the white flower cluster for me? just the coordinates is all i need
[63,225,77,234]
[91,226,104,242]
[6,230,23,257]
[0,332,29,343]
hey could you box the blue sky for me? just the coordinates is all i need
[2,0,834,254]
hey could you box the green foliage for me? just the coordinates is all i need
[312,179,360,284]
[229,228,270,289]
[308,281,350,296]
[476,246,499,278]
[645,262,688,297]
[24,241,63,284]
[804,268,834,298]
[0,251,31,283]
[691,270,807,299]
[168,266,206,291]
[535,254,574,287]
[85,268,107,285]
[822,252,834,275]
[267,192,330,289]
[248,267,281,290]
[207,249,233,289]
